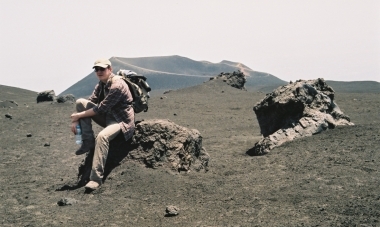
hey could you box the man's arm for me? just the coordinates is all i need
[93,79,124,115]
[71,108,96,122]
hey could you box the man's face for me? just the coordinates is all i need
[94,66,112,82]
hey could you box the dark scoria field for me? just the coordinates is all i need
[0,80,379,226]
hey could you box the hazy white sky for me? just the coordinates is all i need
[1,0,379,94]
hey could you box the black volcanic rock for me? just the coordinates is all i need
[56,94,75,103]
[165,205,179,217]
[5,113,12,119]
[37,90,56,103]
[130,119,209,172]
[57,198,78,206]
[251,78,354,155]
[0,100,19,108]
[210,70,247,90]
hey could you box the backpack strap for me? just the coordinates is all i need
[111,75,133,105]
[111,75,123,83]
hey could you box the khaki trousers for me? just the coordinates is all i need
[76,98,121,183]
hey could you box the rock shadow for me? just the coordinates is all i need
[245,146,267,156]
[56,133,136,191]
[78,133,136,187]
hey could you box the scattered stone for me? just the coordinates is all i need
[163,90,173,94]
[209,70,247,90]
[5,113,12,119]
[37,90,56,103]
[44,143,50,147]
[56,94,75,103]
[26,133,32,137]
[9,100,18,106]
[251,78,354,155]
[0,100,19,108]
[165,205,179,217]
[173,113,177,116]
[57,198,78,206]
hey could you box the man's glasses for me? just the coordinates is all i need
[94,67,107,72]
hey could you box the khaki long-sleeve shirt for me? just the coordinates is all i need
[89,73,135,141]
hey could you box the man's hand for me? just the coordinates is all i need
[70,109,96,134]
[71,113,80,123]
[71,121,79,134]
[70,112,80,134]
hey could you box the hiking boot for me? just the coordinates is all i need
[75,139,95,155]
[85,181,101,190]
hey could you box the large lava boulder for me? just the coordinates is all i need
[130,119,209,171]
[251,78,354,155]
[36,90,56,103]
[210,70,246,90]
[76,119,209,186]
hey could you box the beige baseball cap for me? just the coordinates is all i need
[93,58,112,68]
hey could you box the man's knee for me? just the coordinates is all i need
[76,98,88,111]
[96,126,120,143]
[96,131,109,143]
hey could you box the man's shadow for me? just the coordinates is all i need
[56,133,137,191]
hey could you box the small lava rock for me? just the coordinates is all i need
[5,113,12,119]
[9,100,18,106]
[163,90,172,94]
[44,143,50,147]
[57,198,78,206]
[165,205,179,217]
[26,133,32,137]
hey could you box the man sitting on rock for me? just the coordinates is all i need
[70,58,135,190]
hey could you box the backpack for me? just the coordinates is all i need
[116,69,151,113]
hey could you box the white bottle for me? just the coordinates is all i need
[75,124,82,145]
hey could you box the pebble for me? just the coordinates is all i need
[165,205,179,217]
[57,198,78,206]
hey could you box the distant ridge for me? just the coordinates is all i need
[325,80,380,93]
[59,55,380,98]
[60,55,286,98]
